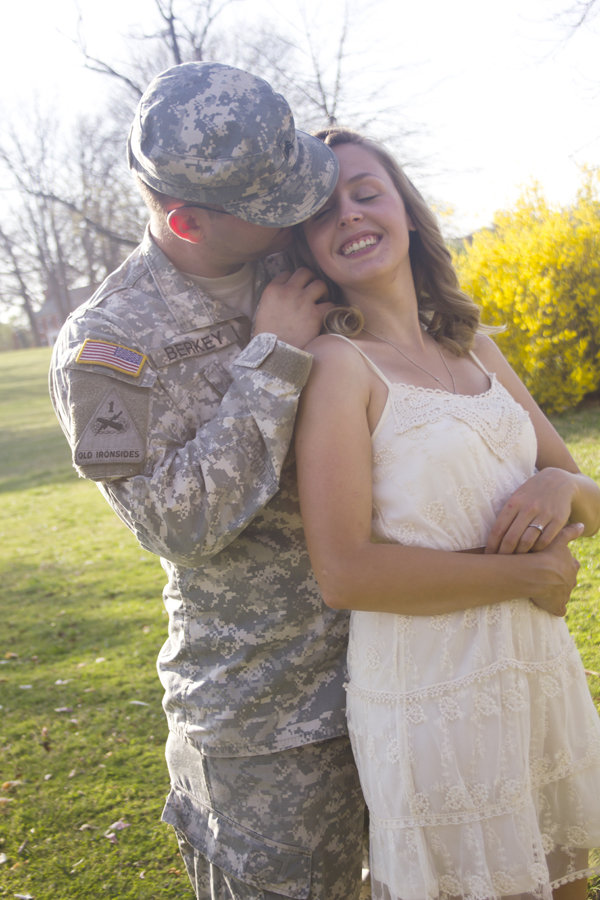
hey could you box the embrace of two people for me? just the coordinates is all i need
[50,61,600,900]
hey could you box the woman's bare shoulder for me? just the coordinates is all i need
[472,332,508,368]
[304,333,373,393]
[307,332,349,351]
[306,333,363,365]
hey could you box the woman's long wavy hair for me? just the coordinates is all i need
[294,128,482,356]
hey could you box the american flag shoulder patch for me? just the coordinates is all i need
[76,339,147,377]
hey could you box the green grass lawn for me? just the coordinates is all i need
[0,347,599,899]
[1,348,190,898]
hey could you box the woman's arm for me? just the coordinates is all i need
[471,335,600,554]
[295,335,583,617]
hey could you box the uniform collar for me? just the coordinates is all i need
[140,226,267,332]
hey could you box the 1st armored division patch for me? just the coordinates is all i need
[74,388,146,469]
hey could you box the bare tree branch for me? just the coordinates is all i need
[554,0,600,36]
[0,225,42,343]
[26,191,138,248]
[155,0,184,64]
[570,0,599,27]
[74,6,146,99]
[330,6,350,125]
[81,56,146,99]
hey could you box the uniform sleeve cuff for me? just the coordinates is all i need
[234,333,313,386]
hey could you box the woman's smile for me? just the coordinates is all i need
[338,232,381,257]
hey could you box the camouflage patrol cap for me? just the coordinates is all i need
[127,61,339,227]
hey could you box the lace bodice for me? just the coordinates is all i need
[379,374,530,461]
[371,374,537,552]
[331,336,538,553]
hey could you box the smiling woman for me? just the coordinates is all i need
[294,128,479,354]
[294,127,600,900]
[302,150,415,300]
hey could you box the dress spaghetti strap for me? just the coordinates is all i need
[327,334,393,389]
[468,349,493,383]
[330,335,494,396]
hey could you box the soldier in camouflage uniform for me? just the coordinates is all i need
[49,62,367,899]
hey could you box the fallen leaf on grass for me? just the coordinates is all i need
[108,818,130,832]
[104,818,131,844]
[2,781,23,792]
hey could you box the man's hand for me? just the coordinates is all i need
[254,268,333,350]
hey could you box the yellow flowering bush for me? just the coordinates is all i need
[453,170,600,413]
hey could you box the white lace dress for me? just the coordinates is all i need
[340,342,600,900]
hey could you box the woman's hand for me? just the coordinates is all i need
[485,468,577,555]
[525,522,584,616]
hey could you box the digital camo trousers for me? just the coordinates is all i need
[162,732,367,899]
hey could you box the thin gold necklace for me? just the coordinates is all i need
[362,329,456,394]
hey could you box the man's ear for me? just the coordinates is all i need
[166,207,205,244]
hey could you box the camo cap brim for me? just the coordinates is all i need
[127,61,339,227]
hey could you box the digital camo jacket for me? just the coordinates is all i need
[49,229,350,756]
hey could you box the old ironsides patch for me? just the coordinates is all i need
[75,388,146,466]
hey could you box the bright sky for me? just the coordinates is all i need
[0,0,598,235]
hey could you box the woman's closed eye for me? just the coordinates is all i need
[310,193,379,223]
[311,204,334,222]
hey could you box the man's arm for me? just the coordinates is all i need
[50,328,311,567]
